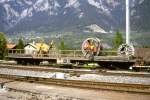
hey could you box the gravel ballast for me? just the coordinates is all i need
[0,68,150,85]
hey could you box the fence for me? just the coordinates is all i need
[7,49,119,59]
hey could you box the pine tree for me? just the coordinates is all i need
[59,39,66,50]
[16,38,24,49]
[113,31,123,48]
[0,32,7,59]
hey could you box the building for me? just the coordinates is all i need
[24,43,38,55]
[24,43,50,55]
[6,43,17,53]
[6,43,16,49]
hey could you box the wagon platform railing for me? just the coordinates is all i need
[6,49,131,60]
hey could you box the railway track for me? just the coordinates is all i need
[0,63,150,77]
[0,74,150,94]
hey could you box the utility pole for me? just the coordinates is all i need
[118,0,134,56]
[126,0,130,44]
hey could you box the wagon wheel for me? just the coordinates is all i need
[81,38,102,59]
[118,44,134,56]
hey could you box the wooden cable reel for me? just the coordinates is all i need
[81,38,102,59]
[118,44,135,57]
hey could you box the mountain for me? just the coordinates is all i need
[131,0,150,32]
[0,0,149,34]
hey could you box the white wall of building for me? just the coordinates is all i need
[24,44,38,55]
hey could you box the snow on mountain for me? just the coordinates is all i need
[88,0,109,15]
[0,0,5,3]
[88,0,102,9]
[33,0,49,11]
[23,0,33,5]
[65,0,83,18]
[21,8,33,18]
[105,0,120,8]
[3,4,19,19]
[78,12,84,18]
[33,0,60,15]
[0,0,149,33]
[0,0,10,3]
[85,24,108,33]
[139,0,145,4]
[65,0,80,8]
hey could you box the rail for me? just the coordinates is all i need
[0,63,150,77]
[0,74,150,94]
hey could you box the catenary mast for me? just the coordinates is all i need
[126,0,130,44]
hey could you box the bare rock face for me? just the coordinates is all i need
[0,0,149,33]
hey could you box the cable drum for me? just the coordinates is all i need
[118,44,135,57]
[81,38,102,59]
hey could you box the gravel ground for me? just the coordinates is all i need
[0,68,150,85]
[0,88,82,100]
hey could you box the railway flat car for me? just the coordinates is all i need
[6,38,137,69]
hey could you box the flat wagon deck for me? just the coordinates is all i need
[6,49,135,68]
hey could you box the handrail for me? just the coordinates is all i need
[7,49,118,53]
[7,49,119,58]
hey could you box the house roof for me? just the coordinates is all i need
[25,43,38,49]
[6,44,16,49]
[25,43,50,52]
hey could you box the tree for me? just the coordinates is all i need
[113,31,123,48]
[59,39,66,50]
[0,32,7,59]
[16,38,24,49]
